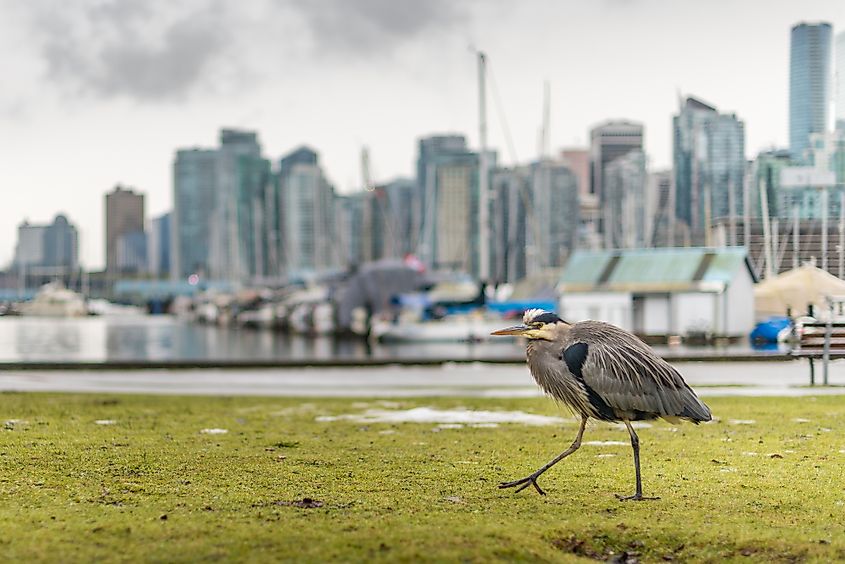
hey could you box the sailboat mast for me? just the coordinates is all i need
[760,177,774,279]
[477,51,490,283]
[822,187,829,273]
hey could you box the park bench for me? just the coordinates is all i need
[792,297,845,385]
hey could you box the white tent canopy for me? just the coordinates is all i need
[754,264,845,319]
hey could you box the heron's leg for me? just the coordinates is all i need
[499,416,588,496]
[616,420,659,501]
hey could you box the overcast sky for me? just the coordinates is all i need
[2,0,844,269]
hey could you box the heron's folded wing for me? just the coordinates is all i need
[574,339,711,422]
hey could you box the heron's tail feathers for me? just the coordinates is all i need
[680,396,712,424]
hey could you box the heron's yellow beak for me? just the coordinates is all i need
[491,324,531,336]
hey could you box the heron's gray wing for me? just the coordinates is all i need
[566,326,711,422]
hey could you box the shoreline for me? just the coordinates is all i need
[0,352,794,370]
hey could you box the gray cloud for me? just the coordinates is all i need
[294,0,469,54]
[33,0,229,102]
[25,0,471,103]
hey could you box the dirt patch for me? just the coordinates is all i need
[550,535,644,563]
[273,498,324,509]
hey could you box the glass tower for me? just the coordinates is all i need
[790,22,832,160]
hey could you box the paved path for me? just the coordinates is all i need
[0,360,843,397]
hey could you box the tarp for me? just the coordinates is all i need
[333,260,425,329]
[754,264,845,319]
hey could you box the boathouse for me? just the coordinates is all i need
[558,247,756,340]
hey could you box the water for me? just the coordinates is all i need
[0,316,784,364]
[0,316,525,363]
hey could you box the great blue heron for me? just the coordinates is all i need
[492,309,711,501]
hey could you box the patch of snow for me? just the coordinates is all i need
[741,451,758,456]
[200,428,228,434]
[95,420,116,425]
[316,407,566,426]
[793,418,811,423]
[728,419,756,425]
[596,453,617,458]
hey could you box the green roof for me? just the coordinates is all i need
[559,247,753,293]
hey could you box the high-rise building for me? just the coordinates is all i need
[172,148,217,280]
[648,171,677,247]
[278,146,338,279]
[561,149,590,198]
[12,215,78,272]
[673,96,745,245]
[836,31,845,131]
[105,185,145,274]
[148,213,171,278]
[415,135,469,260]
[752,149,795,219]
[790,22,832,160]
[381,177,416,258]
[116,230,147,274]
[13,222,46,269]
[414,135,487,275]
[589,121,643,201]
[433,157,479,273]
[603,150,648,249]
[490,166,530,284]
[210,129,270,282]
[528,161,580,274]
[172,130,271,283]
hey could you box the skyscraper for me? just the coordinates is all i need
[148,213,171,278]
[415,135,470,260]
[172,148,217,280]
[490,166,530,284]
[673,96,745,245]
[105,185,145,274]
[604,150,648,249]
[278,146,338,279]
[836,31,845,131]
[790,22,832,160]
[210,129,270,282]
[13,215,78,273]
[529,161,580,274]
[414,135,487,275]
[589,121,644,201]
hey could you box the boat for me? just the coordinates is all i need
[373,311,514,343]
[19,282,88,317]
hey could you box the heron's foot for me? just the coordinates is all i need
[615,492,660,502]
[499,474,546,496]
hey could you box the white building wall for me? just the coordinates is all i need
[673,293,717,334]
[560,292,633,330]
[642,295,671,334]
[725,266,755,335]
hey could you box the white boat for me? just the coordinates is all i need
[373,314,513,343]
[19,282,88,317]
[87,299,144,317]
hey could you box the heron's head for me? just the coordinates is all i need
[491,308,569,341]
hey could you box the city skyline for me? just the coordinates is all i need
[3,1,845,268]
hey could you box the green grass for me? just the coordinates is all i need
[1,392,845,562]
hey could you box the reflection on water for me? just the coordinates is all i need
[0,316,525,363]
[0,316,782,363]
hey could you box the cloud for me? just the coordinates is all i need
[21,0,472,103]
[294,0,469,54]
[30,0,230,102]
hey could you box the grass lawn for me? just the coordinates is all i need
[1,392,845,562]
